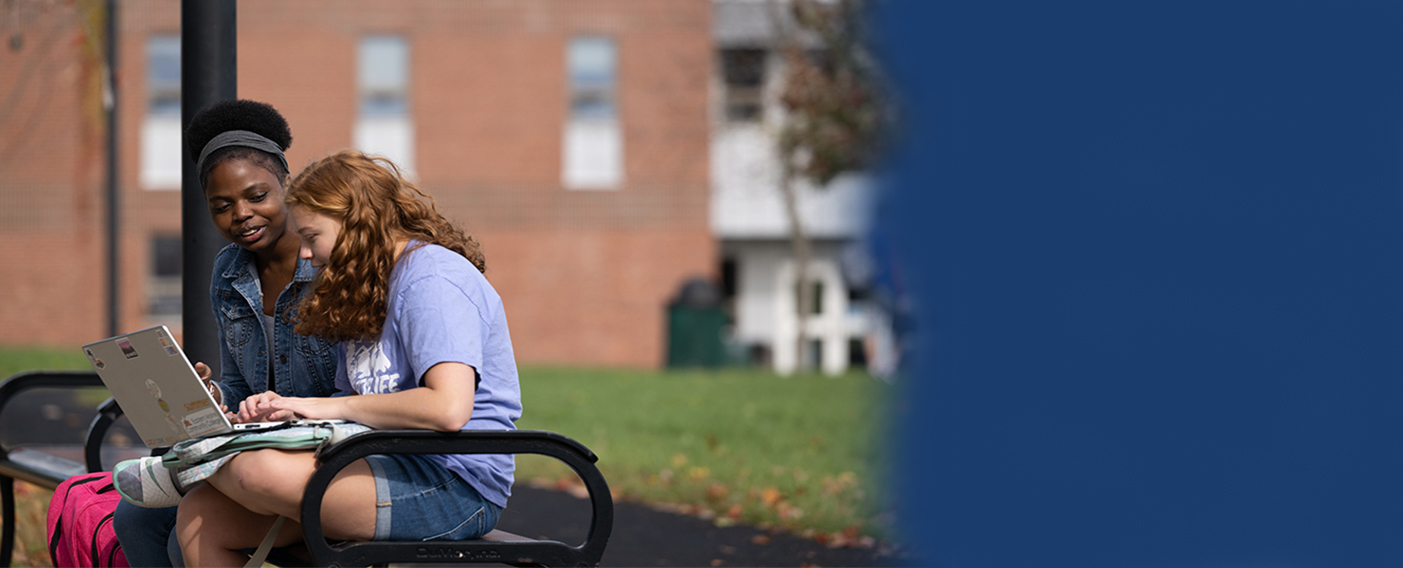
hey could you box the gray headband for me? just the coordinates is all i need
[195,130,290,183]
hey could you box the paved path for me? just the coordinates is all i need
[498,485,906,567]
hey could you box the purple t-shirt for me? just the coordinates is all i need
[335,242,521,507]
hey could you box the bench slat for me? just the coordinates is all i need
[0,448,86,489]
[480,529,535,543]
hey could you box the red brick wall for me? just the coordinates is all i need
[0,0,714,369]
[0,1,106,346]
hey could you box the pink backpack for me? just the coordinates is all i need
[45,472,128,568]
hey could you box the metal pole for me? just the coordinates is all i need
[104,0,119,337]
[180,0,236,376]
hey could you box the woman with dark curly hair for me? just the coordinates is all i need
[112,99,339,567]
[169,150,520,566]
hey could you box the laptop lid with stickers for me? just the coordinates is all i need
[81,325,235,448]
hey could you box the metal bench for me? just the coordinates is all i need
[0,371,613,567]
[0,371,128,566]
[302,429,614,567]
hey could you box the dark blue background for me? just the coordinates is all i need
[878,2,1403,566]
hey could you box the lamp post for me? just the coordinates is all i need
[179,0,236,375]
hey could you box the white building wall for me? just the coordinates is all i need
[729,240,855,375]
[733,243,785,345]
[771,256,849,375]
[710,0,880,375]
[710,125,875,240]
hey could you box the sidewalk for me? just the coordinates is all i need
[498,485,907,567]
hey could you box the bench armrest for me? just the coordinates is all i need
[0,371,106,428]
[301,429,614,567]
[0,371,111,477]
[84,396,125,473]
[0,371,111,568]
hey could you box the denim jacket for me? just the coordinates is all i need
[209,243,339,408]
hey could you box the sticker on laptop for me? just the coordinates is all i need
[183,407,226,437]
[83,348,105,370]
[117,337,138,359]
[156,330,178,356]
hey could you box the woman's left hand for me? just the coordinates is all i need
[260,395,346,422]
[236,391,300,423]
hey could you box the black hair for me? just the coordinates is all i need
[184,99,293,189]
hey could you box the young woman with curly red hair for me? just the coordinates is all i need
[172,150,521,566]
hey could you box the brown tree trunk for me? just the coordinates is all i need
[780,161,813,373]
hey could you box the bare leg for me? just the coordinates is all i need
[175,483,301,567]
[176,449,377,567]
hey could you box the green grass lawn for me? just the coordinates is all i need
[514,366,895,541]
[0,345,112,409]
[0,351,896,564]
[0,345,90,377]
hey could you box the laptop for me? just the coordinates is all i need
[81,325,279,448]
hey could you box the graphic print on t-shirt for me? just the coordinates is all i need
[346,339,403,394]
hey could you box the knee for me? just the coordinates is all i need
[220,449,311,500]
[222,450,276,495]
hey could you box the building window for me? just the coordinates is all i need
[140,35,181,190]
[148,235,182,322]
[721,48,766,122]
[563,36,622,190]
[569,36,617,120]
[355,35,414,176]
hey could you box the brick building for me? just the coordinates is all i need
[0,0,715,369]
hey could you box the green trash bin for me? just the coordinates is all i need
[666,279,727,368]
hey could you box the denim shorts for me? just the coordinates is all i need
[363,453,502,541]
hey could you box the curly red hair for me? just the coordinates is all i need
[285,150,485,341]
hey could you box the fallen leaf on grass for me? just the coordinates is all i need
[759,486,783,507]
[778,502,804,521]
[751,534,772,545]
[706,482,729,501]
